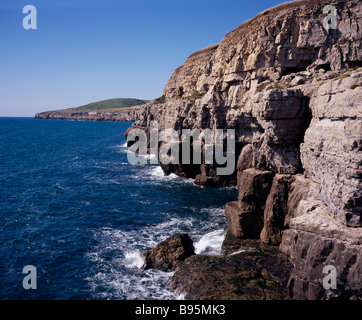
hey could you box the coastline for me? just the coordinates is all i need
[34,110,135,122]
[30,0,362,300]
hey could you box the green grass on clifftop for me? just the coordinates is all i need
[56,98,149,113]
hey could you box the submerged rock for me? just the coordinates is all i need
[143,234,195,271]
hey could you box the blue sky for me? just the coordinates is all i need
[0,0,289,116]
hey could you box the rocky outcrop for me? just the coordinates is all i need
[35,110,135,122]
[280,191,362,300]
[143,234,195,271]
[170,240,293,300]
[260,174,294,245]
[225,169,274,239]
[126,0,362,300]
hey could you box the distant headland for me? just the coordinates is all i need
[34,98,149,122]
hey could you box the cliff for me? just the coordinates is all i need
[126,0,362,299]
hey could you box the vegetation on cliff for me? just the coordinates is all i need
[35,98,149,121]
[48,98,149,114]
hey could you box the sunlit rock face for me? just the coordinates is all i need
[127,0,362,300]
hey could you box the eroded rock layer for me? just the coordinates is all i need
[127,0,362,299]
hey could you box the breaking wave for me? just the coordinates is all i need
[86,205,229,300]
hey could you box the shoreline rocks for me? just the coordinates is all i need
[143,234,195,271]
[169,239,293,300]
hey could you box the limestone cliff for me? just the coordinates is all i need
[127,0,362,300]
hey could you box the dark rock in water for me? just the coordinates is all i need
[143,234,195,271]
[170,240,293,300]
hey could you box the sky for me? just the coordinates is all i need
[0,0,290,117]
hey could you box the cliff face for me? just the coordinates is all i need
[127,0,362,299]
[35,110,134,122]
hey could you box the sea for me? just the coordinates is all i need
[0,117,237,300]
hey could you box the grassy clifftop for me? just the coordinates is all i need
[56,98,149,113]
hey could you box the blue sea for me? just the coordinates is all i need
[0,117,237,300]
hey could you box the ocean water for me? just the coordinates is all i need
[0,117,237,300]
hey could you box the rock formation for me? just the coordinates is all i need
[126,0,362,299]
[170,240,293,300]
[143,234,195,271]
[35,110,135,122]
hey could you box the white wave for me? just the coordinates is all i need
[194,229,225,255]
[87,261,178,300]
[199,206,226,217]
[149,166,178,180]
[123,251,145,269]
[115,142,131,154]
[116,143,158,162]
[147,167,195,186]
[114,142,127,148]
[176,293,185,300]
[142,153,157,160]
[86,205,229,299]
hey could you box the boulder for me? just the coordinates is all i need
[143,234,195,271]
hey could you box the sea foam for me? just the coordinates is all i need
[194,229,225,255]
